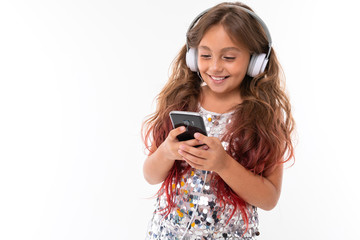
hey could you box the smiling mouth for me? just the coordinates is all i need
[208,75,230,82]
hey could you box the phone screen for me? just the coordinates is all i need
[169,111,207,141]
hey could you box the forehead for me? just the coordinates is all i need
[198,24,248,51]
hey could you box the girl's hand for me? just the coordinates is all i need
[177,133,230,173]
[159,127,205,162]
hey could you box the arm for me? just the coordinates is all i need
[217,155,283,211]
[143,145,175,185]
[178,133,283,211]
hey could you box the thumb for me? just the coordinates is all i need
[169,126,186,140]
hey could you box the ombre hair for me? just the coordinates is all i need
[142,1,295,230]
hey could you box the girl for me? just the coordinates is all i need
[142,2,295,239]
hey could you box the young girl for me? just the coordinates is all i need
[142,2,295,239]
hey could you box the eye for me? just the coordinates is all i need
[223,56,236,60]
[200,54,211,59]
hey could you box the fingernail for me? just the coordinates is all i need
[194,133,200,138]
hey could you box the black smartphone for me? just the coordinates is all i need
[169,111,207,141]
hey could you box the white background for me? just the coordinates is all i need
[0,0,359,239]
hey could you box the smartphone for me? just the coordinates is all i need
[169,111,207,141]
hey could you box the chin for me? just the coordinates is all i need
[207,85,229,94]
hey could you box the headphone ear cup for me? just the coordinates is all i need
[186,48,198,72]
[247,53,267,77]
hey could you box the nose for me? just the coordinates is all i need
[209,58,223,73]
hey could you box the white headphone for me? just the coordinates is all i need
[185,5,272,77]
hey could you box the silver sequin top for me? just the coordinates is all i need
[146,106,259,240]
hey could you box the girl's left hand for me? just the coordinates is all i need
[177,132,231,173]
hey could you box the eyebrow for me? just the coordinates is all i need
[198,46,241,53]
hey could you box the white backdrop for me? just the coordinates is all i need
[1,0,359,239]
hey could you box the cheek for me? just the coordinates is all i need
[232,65,247,75]
[231,59,250,75]
[197,59,207,72]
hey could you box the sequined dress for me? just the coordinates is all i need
[146,106,260,240]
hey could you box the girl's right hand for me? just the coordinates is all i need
[159,126,205,161]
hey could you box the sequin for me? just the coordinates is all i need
[146,106,260,240]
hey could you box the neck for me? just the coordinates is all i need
[200,86,242,114]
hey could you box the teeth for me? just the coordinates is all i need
[211,76,226,81]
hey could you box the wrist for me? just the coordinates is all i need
[216,154,234,175]
[157,143,176,162]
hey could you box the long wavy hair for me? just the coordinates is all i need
[142,1,295,230]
